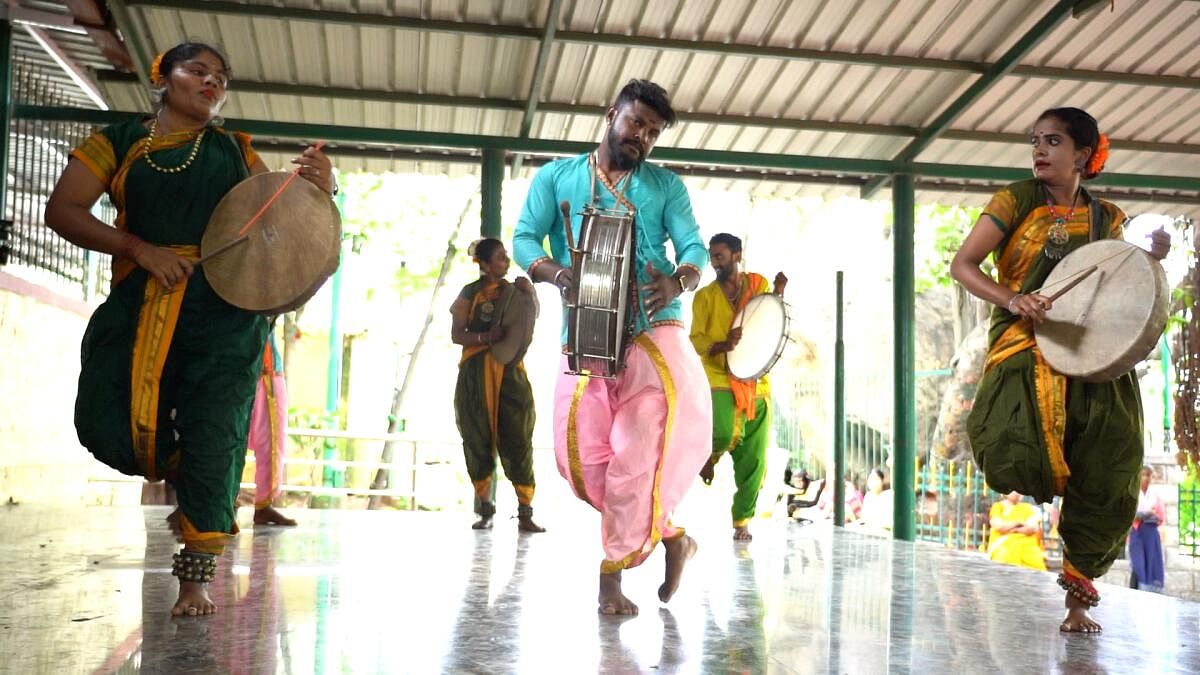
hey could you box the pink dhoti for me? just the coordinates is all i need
[247,372,287,509]
[554,325,712,573]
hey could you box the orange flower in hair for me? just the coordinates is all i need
[149,52,165,84]
[1086,133,1110,177]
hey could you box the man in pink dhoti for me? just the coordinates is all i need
[247,329,296,526]
[513,79,711,616]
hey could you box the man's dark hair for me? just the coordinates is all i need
[709,232,742,253]
[612,79,677,128]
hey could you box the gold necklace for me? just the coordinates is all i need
[141,117,206,174]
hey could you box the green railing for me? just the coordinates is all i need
[1181,469,1200,558]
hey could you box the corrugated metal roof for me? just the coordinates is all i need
[10,0,1200,219]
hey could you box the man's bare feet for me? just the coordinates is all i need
[472,514,493,530]
[599,570,638,616]
[658,534,698,603]
[699,458,715,485]
[165,509,183,542]
[733,525,753,541]
[171,580,216,617]
[517,515,545,533]
[253,506,298,526]
[1060,592,1102,633]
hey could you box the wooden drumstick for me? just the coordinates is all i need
[559,201,575,250]
[1044,265,1098,302]
[196,234,249,266]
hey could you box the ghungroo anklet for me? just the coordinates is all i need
[172,550,217,583]
[1057,571,1100,607]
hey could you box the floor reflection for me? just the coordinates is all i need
[1,505,1198,674]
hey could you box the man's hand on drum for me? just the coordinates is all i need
[1148,226,1171,261]
[709,327,742,355]
[291,144,336,196]
[135,244,194,290]
[641,263,682,317]
[773,271,788,296]
[1007,292,1052,324]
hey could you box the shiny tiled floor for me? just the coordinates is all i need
[2,503,1199,674]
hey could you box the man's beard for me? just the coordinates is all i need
[605,129,643,172]
[715,265,733,281]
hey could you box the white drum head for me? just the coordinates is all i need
[726,294,790,381]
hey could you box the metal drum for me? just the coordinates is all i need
[564,207,635,378]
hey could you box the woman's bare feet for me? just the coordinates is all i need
[733,525,753,541]
[658,534,698,603]
[517,515,545,533]
[253,506,297,526]
[171,580,216,617]
[472,514,493,529]
[1060,592,1102,633]
[598,571,638,616]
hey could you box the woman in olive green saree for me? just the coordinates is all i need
[951,107,1171,633]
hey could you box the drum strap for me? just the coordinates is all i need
[1082,186,1108,242]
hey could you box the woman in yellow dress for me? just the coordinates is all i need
[986,492,1047,571]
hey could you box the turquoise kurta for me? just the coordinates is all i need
[512,153,708,341]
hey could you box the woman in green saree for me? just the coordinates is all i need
[951,107,1170,633]
[450,238,544,533]
[45,41,335,616]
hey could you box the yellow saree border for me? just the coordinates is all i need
[513,483,535,506]
[567,373,595,507]
[1032,350,1070,495]
[179,511,237,556]
[129,245,198,481]
[600,333,677,574]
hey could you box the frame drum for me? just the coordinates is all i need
[490,283,537,366]
[1035,239,1168,383]
[202,171,342,314]
[726,294,790,381]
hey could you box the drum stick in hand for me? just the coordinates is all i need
[559,201,575,250]
[196,234,249,266]
[1045,265,1098,302]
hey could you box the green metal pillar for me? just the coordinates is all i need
[1162,336,1171,454]
[833,271,846,526]
[0,20,13,215]
[481,148,504,238]
[892,173,916,541]
[322,191,348,495]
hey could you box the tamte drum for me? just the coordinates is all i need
[1035,239,1168,383]
[490,283,537,366]
[726,293,791,382]
[202,171,342,314]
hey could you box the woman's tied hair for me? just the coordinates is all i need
[1037,107,1108,179]
[469,238,503,265]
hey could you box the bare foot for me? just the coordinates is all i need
[517,515,545,533]
[699,458,715,485]
[658,534,698,603]
[253,506,297,527]
[472,515,493,530]
[598,571,638,616]
[733,525,753,541]
[1060,592,1102,633]
[171,580,216,617]
[165,509,183,542]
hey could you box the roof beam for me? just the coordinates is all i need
[106,0,152,103]
[19,24,108,110]
[861,0,1077,199]
[123,0,1200,92]
[92,71,1200,156]
[17,104,1200,198]
[512,0,564,178]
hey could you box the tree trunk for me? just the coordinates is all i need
[367,194,477,509]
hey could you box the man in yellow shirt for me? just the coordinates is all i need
[690,233,786,540]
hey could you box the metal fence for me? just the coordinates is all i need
[3,57,113,299]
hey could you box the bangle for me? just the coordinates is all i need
[552,267,568,288]
[676,274,687,293]
[117,230,146,259]
[1006,294,1022,313]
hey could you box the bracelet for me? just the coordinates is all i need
[117,230,146,260]
[676,275,687,293]
[1006,294,1022,313]
[552,267,568,288]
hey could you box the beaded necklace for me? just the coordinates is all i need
[1042,184,1079,260]
[141,116,206,174]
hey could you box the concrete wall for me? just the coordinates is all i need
[0,271,138,505]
